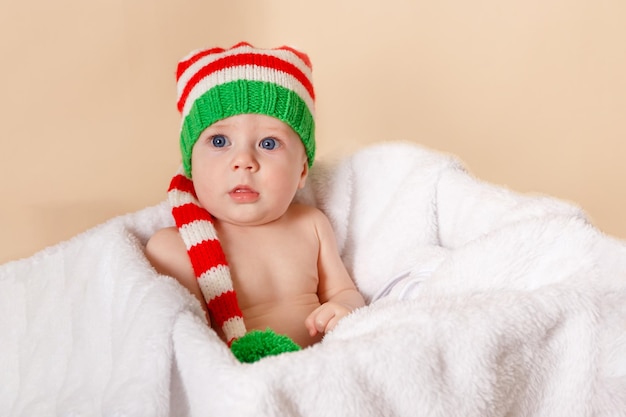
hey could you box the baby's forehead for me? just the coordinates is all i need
[207,114,299,136]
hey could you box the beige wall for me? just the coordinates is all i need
[1,0,625,263]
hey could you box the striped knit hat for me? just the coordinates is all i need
[168,43,316,346]
[176,41,316,177]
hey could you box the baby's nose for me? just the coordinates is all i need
[232,151,259,171]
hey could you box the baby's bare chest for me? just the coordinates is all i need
[219,228,320,305]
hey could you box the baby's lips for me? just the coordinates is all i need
[229,185,260,202]
[231,185,256,193]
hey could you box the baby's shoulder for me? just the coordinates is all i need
[147,226,183,248]
[286,203,335,235]
[288,202,328,222]
[145,226,191,277]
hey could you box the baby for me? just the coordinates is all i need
[146,42,365,348]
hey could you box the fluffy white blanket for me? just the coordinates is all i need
[2,142,625,417]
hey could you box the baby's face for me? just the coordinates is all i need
[191,114,309,226]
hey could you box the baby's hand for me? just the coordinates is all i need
[304,302,351,337]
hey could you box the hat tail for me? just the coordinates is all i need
[168,169,247,345]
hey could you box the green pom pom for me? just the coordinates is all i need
[230,329,301,363]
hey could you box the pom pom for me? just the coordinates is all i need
[230,329,301,363]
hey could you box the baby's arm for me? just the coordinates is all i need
[145,227,211,322]
[305,210,365,337]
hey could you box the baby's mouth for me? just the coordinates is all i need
[231,185,256,193]
[229,185,259,202]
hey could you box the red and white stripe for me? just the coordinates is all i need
[168,170,246,344]
[175,42,315,119]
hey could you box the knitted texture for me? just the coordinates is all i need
[230,329,301,363]
[176,41,316,177]
[168,171,246,344]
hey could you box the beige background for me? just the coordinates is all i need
[1,0,625,264]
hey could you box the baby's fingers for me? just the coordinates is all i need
[305,305,336,336]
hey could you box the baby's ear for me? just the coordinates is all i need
[298,160,309,189]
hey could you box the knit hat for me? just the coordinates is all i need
[176,41,316,177]
[168,43,316,348]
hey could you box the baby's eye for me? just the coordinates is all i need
[211,135,230,148]
[260,137,279,150]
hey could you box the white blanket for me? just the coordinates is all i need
[2,142,625,417]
